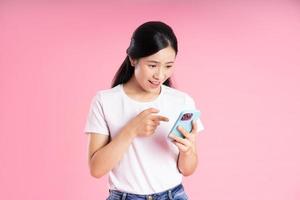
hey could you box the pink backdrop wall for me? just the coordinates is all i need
[1,1,300,199]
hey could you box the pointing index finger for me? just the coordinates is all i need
[152,115,169,122]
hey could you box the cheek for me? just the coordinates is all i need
[141,66,154,77]
[134,66,150,80]
[166,68,175,77]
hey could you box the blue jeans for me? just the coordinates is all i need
[106,183,189,200]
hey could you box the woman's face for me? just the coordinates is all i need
[130,46,176,94]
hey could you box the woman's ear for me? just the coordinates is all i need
[129,56,137,67]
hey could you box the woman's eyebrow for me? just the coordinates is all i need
[147,60,174,64]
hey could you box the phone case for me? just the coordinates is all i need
[168,110,200,139]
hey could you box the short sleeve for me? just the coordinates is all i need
[185,94,205,133]
[84,93,110,135]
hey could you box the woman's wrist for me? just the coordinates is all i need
[123,123,137,139]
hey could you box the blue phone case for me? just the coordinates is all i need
[169,110,200,139]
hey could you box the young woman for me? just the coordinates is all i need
[84,21,204,200]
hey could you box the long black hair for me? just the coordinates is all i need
[111,21,178,88]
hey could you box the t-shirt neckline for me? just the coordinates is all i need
[120,84,164,104]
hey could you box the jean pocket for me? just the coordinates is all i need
[106,193,121,200]
[173,189,189,200]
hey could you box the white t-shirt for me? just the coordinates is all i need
[84,84,204,194]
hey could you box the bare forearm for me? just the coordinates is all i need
[178,149,198,176]
[90,126,135,178]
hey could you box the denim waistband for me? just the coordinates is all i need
[108,183,184,199]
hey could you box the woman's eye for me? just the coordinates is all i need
[166,65,173,68]
[149,65,156,68]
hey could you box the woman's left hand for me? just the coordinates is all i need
[169,120,198,155]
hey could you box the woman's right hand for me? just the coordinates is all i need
[126,108,169,137]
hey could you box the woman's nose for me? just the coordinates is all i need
[154,68,164,80]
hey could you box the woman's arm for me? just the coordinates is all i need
[169,120,199,176]
[177,142,198,176]
[88,125,136,178]
[88,108,169,178]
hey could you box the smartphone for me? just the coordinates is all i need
[168,110,201,139]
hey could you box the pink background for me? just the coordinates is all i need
[1,1,300,199]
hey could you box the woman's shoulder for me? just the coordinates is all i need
[92,84,122,101]
[162,85,196,106]
[163,84,193,99]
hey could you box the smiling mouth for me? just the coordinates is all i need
[149,80,161,85]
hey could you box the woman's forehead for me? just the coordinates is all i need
[141,47,176,63]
